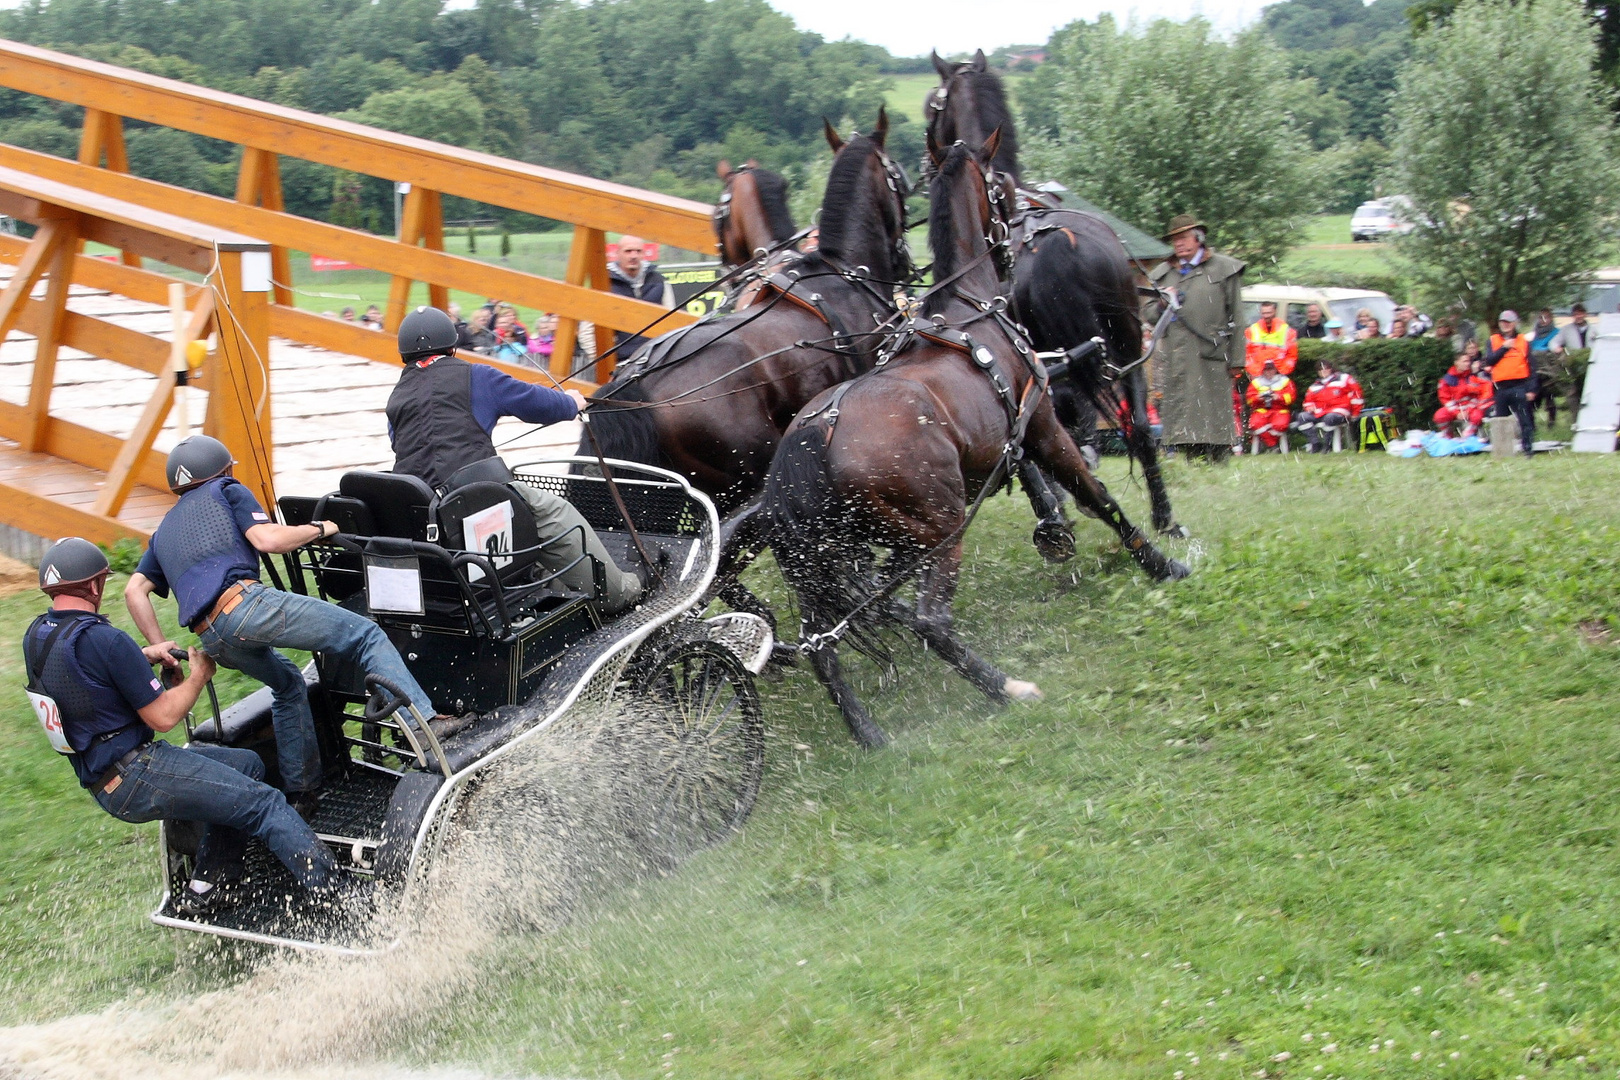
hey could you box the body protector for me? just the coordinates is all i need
[148,477,262,627]
[23,611,150,784]
[386,355,497,492]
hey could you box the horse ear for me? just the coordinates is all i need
[873,106,889,147]
[972,48,988,72]
[931,50,952,79]
[823,118,845,153]
[979,126,1003,167]
[716,159,732,179]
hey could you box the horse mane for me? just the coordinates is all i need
[963,70,1020,178]
[751,168,797,243]
[925,142,976,316]
[815,134,888,272]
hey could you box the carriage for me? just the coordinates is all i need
[150,456,772,954]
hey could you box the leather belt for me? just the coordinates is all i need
[192,580,257,635]
[93,744,148,796]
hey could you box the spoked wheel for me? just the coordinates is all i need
[621,638,764,862]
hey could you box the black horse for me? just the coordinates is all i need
[764,133,1188,748]
[580,112,911,620]
[925,50,1182,537]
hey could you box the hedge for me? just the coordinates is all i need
[1296,337,1456,430]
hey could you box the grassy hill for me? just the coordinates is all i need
[3,450,1619,1078]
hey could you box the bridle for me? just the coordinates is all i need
[712,163,756,264]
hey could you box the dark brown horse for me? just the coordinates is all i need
[582,112,911,617]
[763,134,1189,749]
[713,160,798,268]
[925,50,1182,537]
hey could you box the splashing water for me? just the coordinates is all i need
[0,703,670,1080]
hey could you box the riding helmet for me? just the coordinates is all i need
[38,537,109,594]
[166,435,234,493]
[398,306,460,361]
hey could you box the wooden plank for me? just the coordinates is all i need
[0,476,150,545]
[15,300,173,376]
[0,233,194,307]
[24,218,78,451]
[0,40,715,252]
[385,184,432,332]
[92,360,173,516]
[77,108,142,269]
[204,248,275,509]
[0,144,695,335]
[421,189,448,312]
[236,148,293,305]
[0,218,65,344]
[0,398,169,490]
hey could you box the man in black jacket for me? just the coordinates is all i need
[606,235,674,366]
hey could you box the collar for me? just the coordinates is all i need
[1177,247,1208,272]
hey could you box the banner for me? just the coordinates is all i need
[310,254,365,272]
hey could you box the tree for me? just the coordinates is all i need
[1025,17,1322,265]
[1388,0,1620,322]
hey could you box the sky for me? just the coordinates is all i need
[764,0,1268,56]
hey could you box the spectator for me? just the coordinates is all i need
[361,304,383,330]
[1324,318,1350,343]
[1244,301,1298,378]
[1432,317,1459,353]
[1292,357,1363,452]
[1298,302,1328,339]
[1484,309,1537,457]
[1244,357,1296,451]
[1553,303,1594,354]
[1549,303,1593,421]
[1434,354,1490,436]
[1396,304,1432,336]
[1146,214,1246,463]
[459,304,497,353]
[1353,308,1382,341]
[490,303,529,362]
[1389,317,1408,340]
[1530,308,1559,353]
[606,235,675,365]
[529,313,559,363]
[1529,307,1563,425]
[339,306,357,324]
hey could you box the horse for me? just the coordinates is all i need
[763,132,1190,749]
[925,50,1182,538]
[581,111,912,620]
[714,159,798,267]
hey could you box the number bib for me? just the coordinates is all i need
[27,689,73,755]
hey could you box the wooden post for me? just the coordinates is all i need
[22,215,79,452]
[235,148,294,306]
[204,246,275,511]
[77,110,141,268]
[553,225,608,382]
[384,185,449,330]
[0,217,66,344]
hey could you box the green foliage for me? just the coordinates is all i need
[97,538,142,576]
[342,83,486,149]
[1262,0,1411,51]
[1025,17,1322,265]
[0,118,77,159]
[1390,0,1620,323]
[1317,137,1392,213]
[1298,336,1455,426]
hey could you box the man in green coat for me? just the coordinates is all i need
[1147,215,1246,461]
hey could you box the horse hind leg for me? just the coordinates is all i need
[901,547,1043,703]
[1122,367,1185,536]
[804,636,889,748]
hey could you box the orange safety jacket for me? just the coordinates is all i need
[1487,333,1531,382]
[1244,318,1298,378]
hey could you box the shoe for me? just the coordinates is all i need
[636,548,672,590]
[287,789,322,824]
[427,712,478,740]
[174,879,244,917]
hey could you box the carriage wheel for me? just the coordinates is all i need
[624,638,765,859]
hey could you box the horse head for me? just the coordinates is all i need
[816,108,914,286]
[925,128,1014,307]
[713,159,797,267]
[924,49,1020,183]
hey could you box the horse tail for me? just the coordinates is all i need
[1016,237,1127,426]
[578,380,666,466]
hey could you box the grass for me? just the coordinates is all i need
[1264,215,1402,291]
[4,450,1620,1080]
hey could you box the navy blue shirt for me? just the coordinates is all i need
[27,611,161,786]
[136,478,269,627]
[387,363,578,441]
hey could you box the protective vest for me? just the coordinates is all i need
[1489,333,1531,382]
[23,611,151,787]
[386,356,496,493]
[1245,373,1296,409]
[1244,319,1298,377]
[149,477,261,628]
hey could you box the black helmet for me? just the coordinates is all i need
[398,306,459,361]
[166,435,233,493]
[39,537,109,594]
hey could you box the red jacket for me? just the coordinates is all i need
[1438,368,1490,412]
[1245,372,1297,410]
[1303,372,1363,419]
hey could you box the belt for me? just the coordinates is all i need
[191,580,257,635]
[93,744,148,796]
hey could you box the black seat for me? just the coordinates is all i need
[435,481,541,586]
[339,471,437,540]
[444,455,514,490]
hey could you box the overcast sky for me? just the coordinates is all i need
[765,0,1268,56]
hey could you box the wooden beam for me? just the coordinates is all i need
[0,232,201,308]
[92,359,174,517]
[23,217,79,452]
[0,144,695,335]
[420,189,448,312]
[0,218,65,345]
[0,477,151,547]
[77,108,142,268]
[0,40,716,252]
[235,148,293,305]
[552,225,609,383]
[203,248,275,510]
[385,184,432,332]
[0,395,169,491]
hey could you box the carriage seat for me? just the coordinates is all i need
[339,470,438,541]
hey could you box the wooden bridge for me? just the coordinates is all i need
[0,40,713,554]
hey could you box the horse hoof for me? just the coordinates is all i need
[1004,678,1044,701]
[1160,559,1192,582]
[851,720,890,749]
[1158,523,1190,539]
[1033,522,1076,563]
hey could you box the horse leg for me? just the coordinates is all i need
[708,500,779,634]
[804,636,889,748]
[1028,407,1190,582]
[1016,459,1075,562]
[1122,366,1184,536]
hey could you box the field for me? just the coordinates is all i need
[1269,215,1401,289]
[3,448,1620,1078]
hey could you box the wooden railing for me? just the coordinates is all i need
[0,39,713,383]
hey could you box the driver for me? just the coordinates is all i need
[125,436,456,818]
[386,306,645,615]
[25,538,341,915]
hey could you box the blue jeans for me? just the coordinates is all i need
[197,583,436,793]
[94,741,337,889]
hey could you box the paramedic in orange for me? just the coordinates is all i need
[1244,301,1298,378]
[1244,357,1296,451]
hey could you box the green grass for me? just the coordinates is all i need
[885,73,942,125]
[1267,215,1402,291]
[4,451,1620,1079]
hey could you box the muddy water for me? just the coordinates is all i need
[0,711,643,1080]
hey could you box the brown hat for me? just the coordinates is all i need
[1162,214,1203,241]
